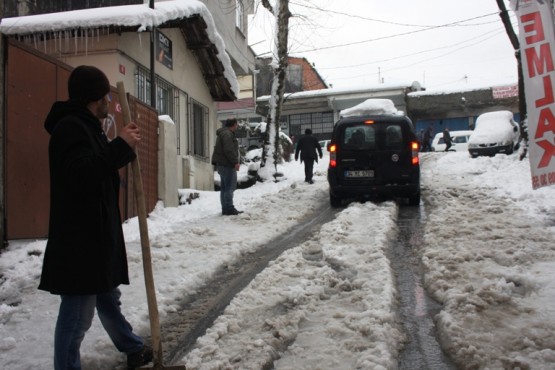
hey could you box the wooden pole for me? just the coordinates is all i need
[116,82,185,370]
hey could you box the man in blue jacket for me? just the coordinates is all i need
[40,65,152,370]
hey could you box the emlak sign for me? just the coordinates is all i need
[511,0,555,189]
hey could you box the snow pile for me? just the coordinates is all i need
[421,152,555,369]
[340,99,402,117]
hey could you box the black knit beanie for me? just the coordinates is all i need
[68,65,110,102]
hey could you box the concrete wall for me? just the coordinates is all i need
[200,0,254,74]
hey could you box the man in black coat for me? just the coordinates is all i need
[40,65,152,370]
[295,128,323,184]
[443,128,453,152]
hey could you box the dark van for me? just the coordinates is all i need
[327,114,421,207]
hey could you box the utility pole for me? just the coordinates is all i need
[497,0,527,159]
[150,0,156,109]
[0,0,5,246]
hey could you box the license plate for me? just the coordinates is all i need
[345,170,374,178]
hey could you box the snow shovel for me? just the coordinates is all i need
[117,82,186,370]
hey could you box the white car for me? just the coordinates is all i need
[431,130,473,152]
[468,111,520,158]
[319,139,331,150]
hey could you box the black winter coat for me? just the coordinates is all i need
[295,135,322,163]
[39,101,136,295]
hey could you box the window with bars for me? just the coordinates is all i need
[289,111,335,137]
[190,98,209,158]
[135,65,182,153]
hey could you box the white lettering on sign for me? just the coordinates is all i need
[158,32,170,47]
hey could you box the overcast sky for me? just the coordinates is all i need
[248,0,518,91]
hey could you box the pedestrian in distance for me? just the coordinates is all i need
[294,128,323,184]
[443,127,453,152]
[40,65,153,370]
[422,125,433,152]
[212,118,243,216]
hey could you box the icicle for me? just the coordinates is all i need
[43,33,47,54]
[85,28,88,56]
[33,34,37,50]
[74,29,78,55]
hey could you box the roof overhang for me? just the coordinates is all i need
[0,1,237,101]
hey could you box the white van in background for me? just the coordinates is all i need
[431,130,473,152]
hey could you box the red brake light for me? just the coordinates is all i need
[329,143,337,167]
[411,141,419,165]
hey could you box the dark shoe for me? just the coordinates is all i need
[224,208,243,216]
[308,180,314,184]
[127,345,153,369]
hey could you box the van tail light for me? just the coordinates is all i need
[329,143,337,168]
[411,141,419,165]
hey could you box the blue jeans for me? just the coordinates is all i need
[217,165,237,213]
[54,288,144,370]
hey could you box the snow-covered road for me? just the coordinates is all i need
[1,151,555,369]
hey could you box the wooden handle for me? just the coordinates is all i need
[116,81,163,366]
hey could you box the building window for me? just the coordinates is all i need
[236,0,244,33]
[190,98,209,158]
[135,65,182,154]
[289,111,334,137]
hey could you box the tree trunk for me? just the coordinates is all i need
[260,0,291,179]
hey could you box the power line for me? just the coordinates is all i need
[290,13,501,55]
[291,1,500,28]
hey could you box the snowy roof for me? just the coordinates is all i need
[340,99,402,117]
[257,81,419,102]
[0,0,239,100]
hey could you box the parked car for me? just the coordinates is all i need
[431,130,473,152]
[319,139,331,150]
[468,111,520,158]
[327,113,421,207]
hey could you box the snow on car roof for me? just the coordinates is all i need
[340,99,403,118]
[476,110,514,125]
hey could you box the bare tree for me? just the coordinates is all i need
[259,0,291,180]
[497,0,528,160]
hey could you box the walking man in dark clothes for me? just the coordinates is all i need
[295,128,323,184]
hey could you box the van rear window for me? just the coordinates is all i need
[342,123,404,150]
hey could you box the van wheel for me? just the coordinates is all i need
[408,192,421,206]
[506,143,514,155]
[330,194,342,208]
